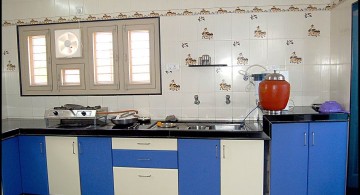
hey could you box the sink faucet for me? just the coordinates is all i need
[194,95,200,105]
[226,95,231,104]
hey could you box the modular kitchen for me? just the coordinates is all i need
[1,0,358,195]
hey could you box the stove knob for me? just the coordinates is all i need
[81,111,87,116]
[53,111,58,116]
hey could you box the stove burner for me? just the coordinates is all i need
[53,104,101,110]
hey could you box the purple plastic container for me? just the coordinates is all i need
[319,101,346,113]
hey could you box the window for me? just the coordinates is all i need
[18,18,161,95]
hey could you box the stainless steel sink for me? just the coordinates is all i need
[150,121,262,132]
[187,125,214,130]
[212,124,244,130]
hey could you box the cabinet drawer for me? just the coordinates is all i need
[112,149,178,169]
[112,138,177,150]
[113,167,178,195]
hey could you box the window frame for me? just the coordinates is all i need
[17,17,161,96]
[19,29,52,93]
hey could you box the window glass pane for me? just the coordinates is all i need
[33,68,47,75]
[97,66,113,74]
[97,74,113,83]
[129,30,151,84]
[28,35,47,86]
[61,69,80,85]
[132,65,150,74]
[33,76,48,85]
[131,73,150,83]
[93,31,114,85]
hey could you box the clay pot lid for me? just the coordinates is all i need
[264,70,285,80]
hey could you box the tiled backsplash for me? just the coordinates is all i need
[1,0,353,120]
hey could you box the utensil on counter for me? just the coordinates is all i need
[319,101,347,113]
[109,110,139,125]
[259,70,290,111]
[156,121,177,128]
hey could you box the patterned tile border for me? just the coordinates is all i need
[2,1,349,26]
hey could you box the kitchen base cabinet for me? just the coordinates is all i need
[270,122,348,195]
[178,139,220,195]
[45,136,81,195]
[19,136,49,195]
[113,167,178,195]
[78,137,114,195]
[1,137,22,195]
[221,140,264,195]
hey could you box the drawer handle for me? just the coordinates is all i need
[138,175,152,178]
[137,142,151,145]
[137,158,151,161]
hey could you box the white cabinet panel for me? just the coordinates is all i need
[45,136,81,195]
[221,140,264,195]
[113,167,178,195]
[112,138,177,150]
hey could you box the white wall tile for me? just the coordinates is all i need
[231,13,251,40]
[178,15,198,42]
[213,14,232,41]
[133,95,150,109]
[215,67,233,92]
[301,65,322,92]
[117,96,134,110]
[214,41,232,65]
[198,67,215,92]
[101,96,119,111]
[149,108,166,120]
[249,40,268,65]
[112,0,131,12]
[181,67,199,92]
[87,96,103,107]
[267,39,287,66]
[149,95,166,109]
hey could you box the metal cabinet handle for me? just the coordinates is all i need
[40,142,43,153]
[137,142,151,145]
[222,145,226,159]
[138,175,152,178]
[78,142,82,154]
[304,132,307,146]
[72,141,75,154]
[137,158,151,161]
[312,132,315,146]
[215,145,218,159]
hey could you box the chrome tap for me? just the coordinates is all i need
[194,95,200,105]
[226,95,231,104]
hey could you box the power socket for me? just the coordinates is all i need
[166,64,179,71]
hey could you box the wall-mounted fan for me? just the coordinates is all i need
[55,29,82,58]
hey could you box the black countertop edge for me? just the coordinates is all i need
[1,128,270,140]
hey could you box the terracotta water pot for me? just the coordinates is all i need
[259,71,290,111]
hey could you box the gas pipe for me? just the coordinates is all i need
[258,70,290,111]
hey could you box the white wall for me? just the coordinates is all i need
[330,0,357,111]
[2,0,348,120]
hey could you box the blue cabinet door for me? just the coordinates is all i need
[178,139,220,195]
[2,137,22,195]
[270,123,309,195]
[308,122,347,195]
[78,137,114,195]
[18,136,49,195]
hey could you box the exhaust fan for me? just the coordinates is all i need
[55,29,82,58]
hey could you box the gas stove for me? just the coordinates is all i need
[44,104,108,128]
[45,104,107,119]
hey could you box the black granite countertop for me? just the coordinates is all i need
[2,106,348,141]
[262,106,349,137]
[1,118,269,140]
